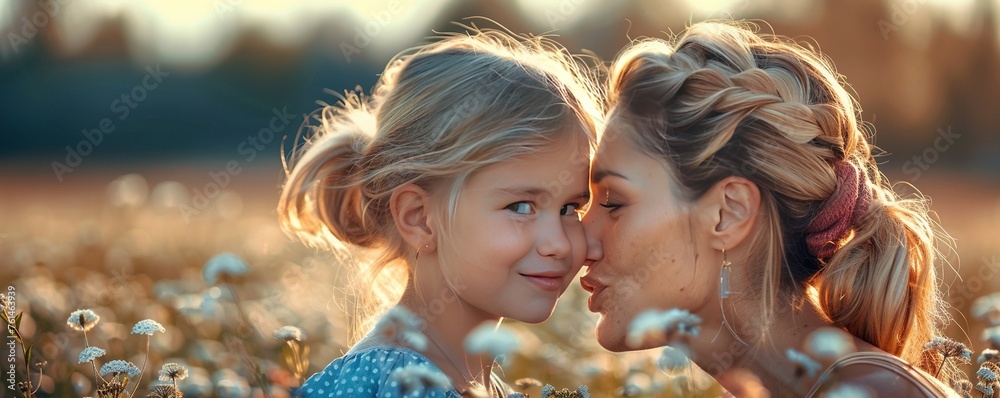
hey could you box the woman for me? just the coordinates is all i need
[580,21,961,396]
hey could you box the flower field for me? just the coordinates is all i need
[1,169,998,397]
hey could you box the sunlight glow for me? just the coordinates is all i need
[513,0,622,33]
[0,0,995,67]
[57,0,125,54]
[0,0,16,36]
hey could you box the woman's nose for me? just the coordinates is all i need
[581,211,604,267]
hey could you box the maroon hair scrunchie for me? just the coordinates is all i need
[804,161,871,260]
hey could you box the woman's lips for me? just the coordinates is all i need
[580,276,606,312]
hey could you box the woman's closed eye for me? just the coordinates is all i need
[599,201,623,213]
[598,189,624,213]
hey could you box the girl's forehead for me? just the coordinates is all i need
[464,145,589,188]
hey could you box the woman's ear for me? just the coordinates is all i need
[390,183,436,252]
[696,176,760,250]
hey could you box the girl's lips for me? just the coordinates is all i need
[521,274,563,292]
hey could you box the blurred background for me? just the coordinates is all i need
[1,0,999,396]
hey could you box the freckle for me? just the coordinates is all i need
[679,288,684,292]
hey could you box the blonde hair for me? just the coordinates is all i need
[278,27,601,341]
[607,21,951,379]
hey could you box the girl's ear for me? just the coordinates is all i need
[390,183,436,252]
[695,176,760,250]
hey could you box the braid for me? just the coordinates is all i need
[608,21,952,380]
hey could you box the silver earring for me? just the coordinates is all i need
[720,248,731,298]
[716,248,748,346]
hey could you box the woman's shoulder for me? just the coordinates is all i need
[809,351,963,397]
[297,346,460,398]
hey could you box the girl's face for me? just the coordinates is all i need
[580,122,717,351]
[438,136,591,323]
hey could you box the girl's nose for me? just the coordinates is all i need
[537,216,572,260]
[581,211,603,267]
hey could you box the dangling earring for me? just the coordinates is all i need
[415,244,429,260]
[720,248,731,299]
[716,247,748,346]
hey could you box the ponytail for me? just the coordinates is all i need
[279,93,380,250]
[814,172,949,377]
[279,93,409,341]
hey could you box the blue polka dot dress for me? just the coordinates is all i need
[298,346,464,398]
[297,345,514,398]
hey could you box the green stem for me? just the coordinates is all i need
[128,336,150,397]
[30,365,43,395]
[1,312,32,398]
[83,330,104,384]
[226,284,273,398]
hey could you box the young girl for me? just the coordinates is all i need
[279,27,601,397]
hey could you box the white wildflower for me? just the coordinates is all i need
[67,309,100,332]
[131,319,166,335]
[374,306,426,350]
[399,330,427,351]
[980,349,1000,364]
[389,364,451,395]
[924,336,972,364]
[78,347,106,363]
[805,328,856,359]
[972,293,1000,326]
[147,384,181,398]
[100,360,141,377]
[977,365,998,383]
[273,326,304,342]
[159,363,189,381]
[202,253,249,285]
[626,309,702,348]
[952,380,973,397]
[984,326,1000,349]
[464,323,520,361]
[824,383,873,398]
[657,345,691,372]
[976,382,994,397]
[615,384,642,397]
[787,348,822,378]
[216,376,250,398]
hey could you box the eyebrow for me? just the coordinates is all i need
[591,169,628,183]
[496,187,590,201]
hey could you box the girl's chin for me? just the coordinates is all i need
[506,304,556,324]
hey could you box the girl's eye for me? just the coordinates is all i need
[506,202,535,215]
[560,203,583,216]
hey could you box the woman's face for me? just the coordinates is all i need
[580,122,718,351]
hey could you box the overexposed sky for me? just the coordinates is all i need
[0,0,991,68]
